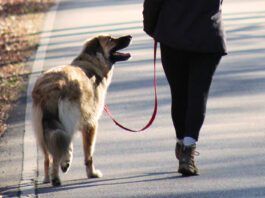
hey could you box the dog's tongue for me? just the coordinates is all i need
[114,52,131,58]
[122,53,131,58]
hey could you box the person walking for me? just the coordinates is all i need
[143,0,227,176]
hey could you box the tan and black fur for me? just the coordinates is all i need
[32,35,132,186]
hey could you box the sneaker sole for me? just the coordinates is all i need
[178,167,199,176]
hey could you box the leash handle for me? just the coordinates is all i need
[104,40,158,132]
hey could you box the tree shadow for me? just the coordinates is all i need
[36,171,181,195]
[2,2,265,198]
[57,0,141,12]
[140,187,265,198]
[0,184,21,197]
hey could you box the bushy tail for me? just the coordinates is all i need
[43,120,72,158]
[32,103,72,158]
[32,104,46,153]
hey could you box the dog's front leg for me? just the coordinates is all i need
[82,123,103,178]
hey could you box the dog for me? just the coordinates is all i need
[31,35,132,186]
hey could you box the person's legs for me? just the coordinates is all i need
[160,44,222,175]
[160,44,189,141]
[185,52,222,141]
[179,52,222,176]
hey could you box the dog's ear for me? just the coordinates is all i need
[84,38,103,56]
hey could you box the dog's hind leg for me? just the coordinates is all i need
[43,124,71,186]
[50,156,61,186]
[82,123,102,178]
[43,150,50,183]
[43,128,62,187]
[31,104,51,183]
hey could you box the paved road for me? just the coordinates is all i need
[1,0,265,197]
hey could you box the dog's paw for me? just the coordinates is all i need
[43,176,50,184]
[61,162,70,173]
[51,177,61,187]
[88,169,103,178]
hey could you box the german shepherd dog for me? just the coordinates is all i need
[32,35,132,186]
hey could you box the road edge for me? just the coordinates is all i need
[19,2,59,197]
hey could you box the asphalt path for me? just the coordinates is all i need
[1,0,265,197]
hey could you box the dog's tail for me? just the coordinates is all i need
[43,126,71,158]
[42,113,72,158]
[32,104,47,153]
[32,104,71,157]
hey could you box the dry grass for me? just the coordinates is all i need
[0,0,54,136]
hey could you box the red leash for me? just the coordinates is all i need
[104,41,158,132]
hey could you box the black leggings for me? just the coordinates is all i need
[160,44,222,141]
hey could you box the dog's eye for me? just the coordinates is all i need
[108,38,113,43]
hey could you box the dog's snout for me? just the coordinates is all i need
[121,35,132,41]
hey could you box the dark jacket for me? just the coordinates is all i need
[143,0,227,55]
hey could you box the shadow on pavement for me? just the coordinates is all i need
[58,0,141,11]
[141,186,265,198]
[35,171,181,195]
[2,2,265,197]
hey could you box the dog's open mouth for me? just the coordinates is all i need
[112,51,131,61]
[110,35,132,62]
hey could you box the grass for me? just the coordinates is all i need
[0,0,54,136]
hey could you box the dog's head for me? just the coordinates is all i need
[83,35,132,64]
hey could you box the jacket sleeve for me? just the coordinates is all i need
[143,0,164,37]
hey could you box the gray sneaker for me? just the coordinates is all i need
[178,144,199,176]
